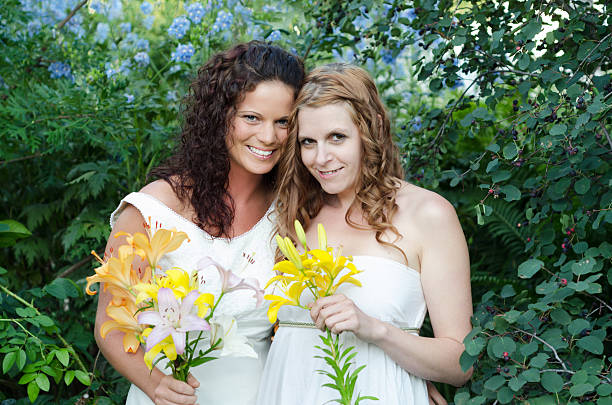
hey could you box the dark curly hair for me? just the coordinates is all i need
[151,41,304,237]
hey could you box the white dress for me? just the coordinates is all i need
[110,192,277,405]
[256,255,429,405]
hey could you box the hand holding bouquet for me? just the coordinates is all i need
[265,221,377,405]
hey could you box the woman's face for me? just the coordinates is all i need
[297,103,363,200]
[227,80,294,175]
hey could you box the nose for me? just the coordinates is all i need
[257,121,277,145]
[314,144,331,166]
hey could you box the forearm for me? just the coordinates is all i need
[370,320,472,386]
[95,323,164,400]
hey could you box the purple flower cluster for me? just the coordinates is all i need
[48,62,72,80]
[171,43,195,63]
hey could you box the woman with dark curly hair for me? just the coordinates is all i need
[257,63,471,405]
[94,41,304,405]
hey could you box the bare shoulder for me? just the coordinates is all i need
[394,180,459,227]
[139,179,185,213]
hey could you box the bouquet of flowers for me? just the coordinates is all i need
[86,225,263,381]
[265,220,377,404]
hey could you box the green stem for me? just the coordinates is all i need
[0,285,89,374]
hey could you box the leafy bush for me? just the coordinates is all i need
[1,0,609,403]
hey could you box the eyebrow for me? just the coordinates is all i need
[297,127,348,140]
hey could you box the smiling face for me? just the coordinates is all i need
[227,80,295,175]
[297,103,363,201]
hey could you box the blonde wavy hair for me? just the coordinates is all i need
[274,63,405,262]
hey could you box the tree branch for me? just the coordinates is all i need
[56,0,88,31]
[0,152,43,165]
[55,256,94,280]
[513,327,570,373]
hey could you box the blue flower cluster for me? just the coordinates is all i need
[48,62,72,80]
[266,30,281,42]
[124,93,135,103]
[119,22,132,33]
[210,10,233,34]
[140,1,153,15]
[20,0,88,37]
[94,23,110,43]
[89,0,123,20]
[134,52,150,67]
[168,16,190,39]
[171,43,195,63]
[186,3,206,24]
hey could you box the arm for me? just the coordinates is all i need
[94,204,199,404]
[310,195,473,386]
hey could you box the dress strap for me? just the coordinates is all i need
[278,321,420,334]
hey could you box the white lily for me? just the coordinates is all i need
[209,314,257,358]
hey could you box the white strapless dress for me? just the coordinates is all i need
[110,192,277,405]
[256,255,429,405]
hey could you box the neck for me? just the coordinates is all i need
[326,188,357,213]
[226,161,267,205]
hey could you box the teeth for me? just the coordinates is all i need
[248,146,273,157]
[320,168,341,175]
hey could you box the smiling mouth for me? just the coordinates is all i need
[247,145,274,159]
[318,167,343,177]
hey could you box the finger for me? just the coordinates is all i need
[326,316,356,335]
[186,373,200,389]
[167,376,196,396]
[426,381,447,405]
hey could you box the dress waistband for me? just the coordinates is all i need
[278,321,420,334]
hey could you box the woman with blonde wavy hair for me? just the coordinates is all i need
[256,63,473,404]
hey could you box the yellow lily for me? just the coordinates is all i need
[86,245,140,296]
[100,301,144,353]
[265,281,307,323]
[194,292,215,318]
[116,228,189,271]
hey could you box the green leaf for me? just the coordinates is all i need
[74,370,91,386]
[56,349,70,367]
[574,178,590,194]
[35,373,50,391]
[518,54,530,70]
[541,372,564,393]
[541,70,562,83]
[44,278,80,300]
[521,368,540,383]
[27,381,40,403]
[18,373,37,385]
[550,308,571,325]
[484,375,506,391]
[16,349,26,371]
[549,124,567,136]
[492,170,511,183]
[576,336,603,354]
[503,143,518,159]
[500,285,516,298]
[509,375,526,392]
[64,370,75,386]
[570,383,594,397]
[500,185,521,202]
[35,315,55,327]
[3,351,17,373]
[0,219,32,247]
[497,386,514,404]
[518,259,543,279]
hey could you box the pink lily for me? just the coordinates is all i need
[197,257,264,307]
[137,288,210,355]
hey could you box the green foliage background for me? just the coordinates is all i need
[0,0,610,403]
